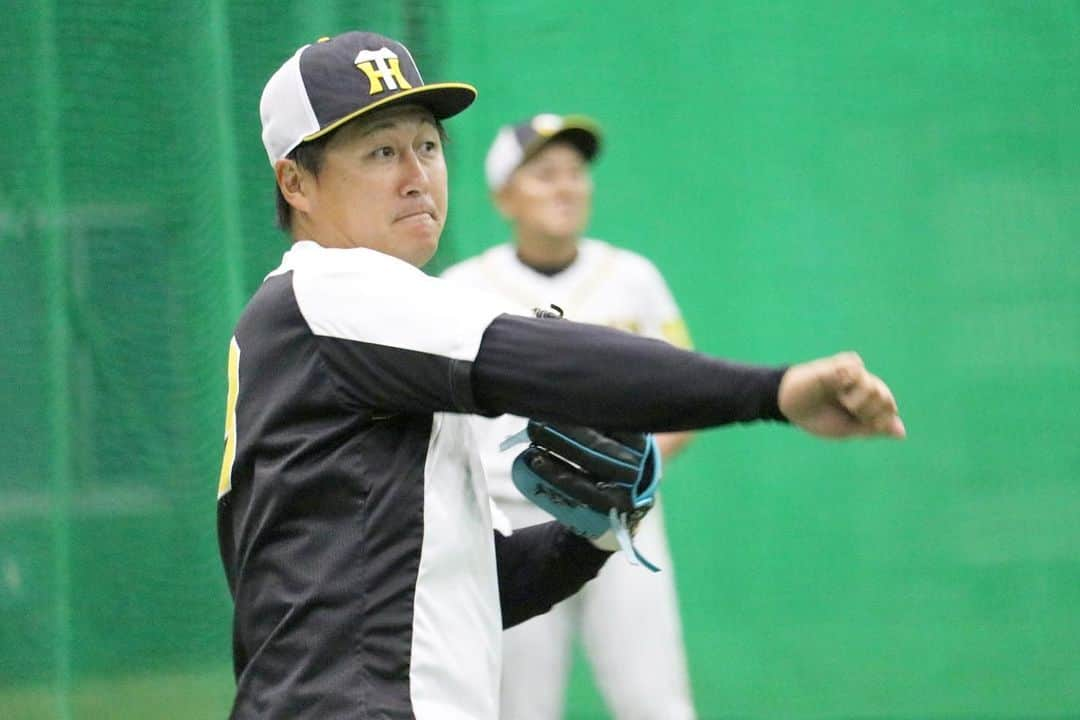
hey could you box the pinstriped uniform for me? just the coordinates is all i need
[443,238,697,720]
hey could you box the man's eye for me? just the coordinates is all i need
[372,146,395,159]
[419,140,439,154]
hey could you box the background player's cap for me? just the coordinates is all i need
[485,113,602,191]
[260,31,477,165]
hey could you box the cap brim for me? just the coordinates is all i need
[302,82,477,144]
[523,120,602,164]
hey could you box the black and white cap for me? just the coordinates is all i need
[260,31,477,165]
[485,113,602,191]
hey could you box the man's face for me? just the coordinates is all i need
[498,141,593,241]
[293,105,448,266]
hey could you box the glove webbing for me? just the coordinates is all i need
[501,427,662,572]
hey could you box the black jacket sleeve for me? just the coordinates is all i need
[494,523,612,629]
[473,313,788,431]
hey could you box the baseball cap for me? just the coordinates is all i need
[259,31,477,165]
[485,113,602,191]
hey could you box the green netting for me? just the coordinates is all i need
[2,1,1078,718]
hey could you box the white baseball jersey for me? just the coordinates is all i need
[442,238,691,507]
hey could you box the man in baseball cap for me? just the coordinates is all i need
[218,29,905,720]
[221,32,623,719]
[445,113,698,719]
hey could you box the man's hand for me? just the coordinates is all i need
[778,352,906,439]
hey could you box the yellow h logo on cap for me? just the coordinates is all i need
[354,48,413,95]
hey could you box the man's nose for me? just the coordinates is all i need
[400,150,429,196]
[554,175,584,196]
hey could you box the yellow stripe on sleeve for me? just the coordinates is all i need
[217,336,240,499]
[661,318,693,350]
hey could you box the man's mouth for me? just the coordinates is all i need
[395,205,438,223]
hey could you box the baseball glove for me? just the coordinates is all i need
[501,419,663,571]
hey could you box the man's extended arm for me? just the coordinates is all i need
[472,314,787,430]
[472,314,903,438]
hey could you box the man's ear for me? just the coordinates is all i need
[491,186,516,221]
[275,159,312,215]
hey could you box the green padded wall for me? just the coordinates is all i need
[2,2,1077,718]
[444,5,1080,715]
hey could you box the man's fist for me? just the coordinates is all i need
[778,352,906,439]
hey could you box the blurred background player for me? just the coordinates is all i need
[443,113,697,720]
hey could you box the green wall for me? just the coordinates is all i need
[445,4,1079,716]
[2,2,1077,717]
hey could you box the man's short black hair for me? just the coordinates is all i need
[274,117,449,234]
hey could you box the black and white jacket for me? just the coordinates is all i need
[217,240,786,719]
